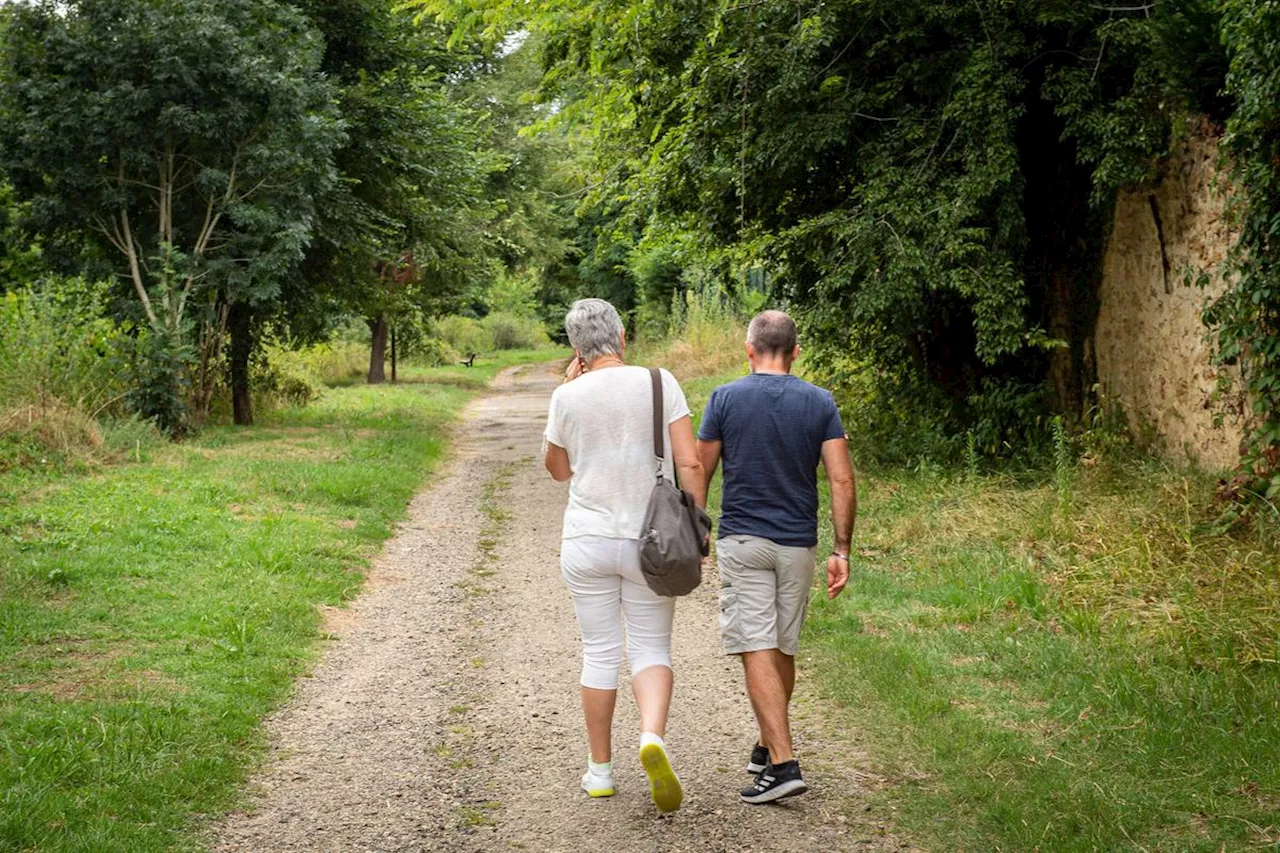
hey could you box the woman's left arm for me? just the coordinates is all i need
[669,416,707,507]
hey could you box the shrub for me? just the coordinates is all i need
[267,341,366,387]
[639,287,746,380]
[481,311,549,350]
[255,345,332,408]
[410,337,461,367]
[434,314,491,355]
[0,281,149,463]
[0,281,130,415]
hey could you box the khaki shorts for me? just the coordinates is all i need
[716,535,817,656]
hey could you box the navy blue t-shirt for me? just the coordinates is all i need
[697,373,845,547]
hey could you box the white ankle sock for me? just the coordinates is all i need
[588,758,612,775]
[639,732,665,750]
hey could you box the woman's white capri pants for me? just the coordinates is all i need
[560,535,675,690]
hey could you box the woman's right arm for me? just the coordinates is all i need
[669,415,706,507]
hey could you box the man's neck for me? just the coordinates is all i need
[751,361,792,375]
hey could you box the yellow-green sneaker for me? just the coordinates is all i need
[581,766,615,798]
[638,736,683,813]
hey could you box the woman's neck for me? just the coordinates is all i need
[587,354,626,371]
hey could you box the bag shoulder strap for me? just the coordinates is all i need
[649,367,664,461]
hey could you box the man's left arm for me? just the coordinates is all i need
[820,436,857,599]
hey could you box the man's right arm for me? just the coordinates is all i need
[820,436,856,599]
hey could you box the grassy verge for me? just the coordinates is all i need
[670,360,1279,850]
[807,463,1280,851]
[0,348,565,853]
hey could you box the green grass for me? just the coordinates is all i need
[671,362,1280,851]
[805,464,1280,852]
[323,348,559,392]
[0,349,564,853]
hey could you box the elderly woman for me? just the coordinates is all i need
[543,298,706,813]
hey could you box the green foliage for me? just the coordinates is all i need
[0,182,43,288]
[481,311,550,351]
[1212,1,1280,495]
[434,315,492,356]
[0,281,129,416]
[416,0,1245,463]
[289,0,489,343]
[123,328,191,437]
[433,311,549,354]
[410,336,462,368]
[265,341,367,389]
[0,0,342,332]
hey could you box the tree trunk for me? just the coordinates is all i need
[229,300,254,426]
[368,315,388,384]
[390,325,397,383]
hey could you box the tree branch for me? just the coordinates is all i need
[120,207,158,330]
[1088,3,1155,11]
[115,151,159,330]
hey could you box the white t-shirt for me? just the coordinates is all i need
[545,365,691,541]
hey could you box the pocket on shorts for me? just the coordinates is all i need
[719,584,744,653]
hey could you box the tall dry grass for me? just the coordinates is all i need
[0,283,155,468]
[633,288,747,380]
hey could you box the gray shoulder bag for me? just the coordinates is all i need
[639,368,712,597]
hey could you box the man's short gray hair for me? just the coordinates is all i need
[747,310,798,357]
[564,298,624,364]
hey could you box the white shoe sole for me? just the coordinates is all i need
[638,742,683,813]
[740,778,808,804]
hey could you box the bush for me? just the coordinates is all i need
[410,337,461,367]
[638,287,747,380]
[0,281,130,415]
[0,282,149,464]
[434,314,491,355]
[481,311,549,350]
[255,345,333,408]
[0,402,104,471]
[267,341,366,387]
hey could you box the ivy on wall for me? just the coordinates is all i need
[1214,0,1280,495]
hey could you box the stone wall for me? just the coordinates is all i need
[1092,128,1245,469]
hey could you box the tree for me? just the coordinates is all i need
[0,0,342,430]
[286,0,489,385]
[417,0,1232,461]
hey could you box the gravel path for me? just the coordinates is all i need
[210,361,912,853]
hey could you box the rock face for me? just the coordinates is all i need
[1093,125,1246,469]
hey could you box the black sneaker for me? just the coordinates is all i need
[746,743,770,774]
[740,760,808,804]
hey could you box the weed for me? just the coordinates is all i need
[455,802,500,828]
[1052,414,1074,519]
[964,430,980,482]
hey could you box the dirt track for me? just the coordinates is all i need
[210,361,910,853]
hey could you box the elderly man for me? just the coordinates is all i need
[696,310,856,803]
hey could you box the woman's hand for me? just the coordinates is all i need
[564,355,585,382]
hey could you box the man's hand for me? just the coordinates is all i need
[564,355,585,382]
[826,554,849,599]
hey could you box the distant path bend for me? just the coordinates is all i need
[210,361,907,853]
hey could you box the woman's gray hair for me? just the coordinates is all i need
[564,298,624,363]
